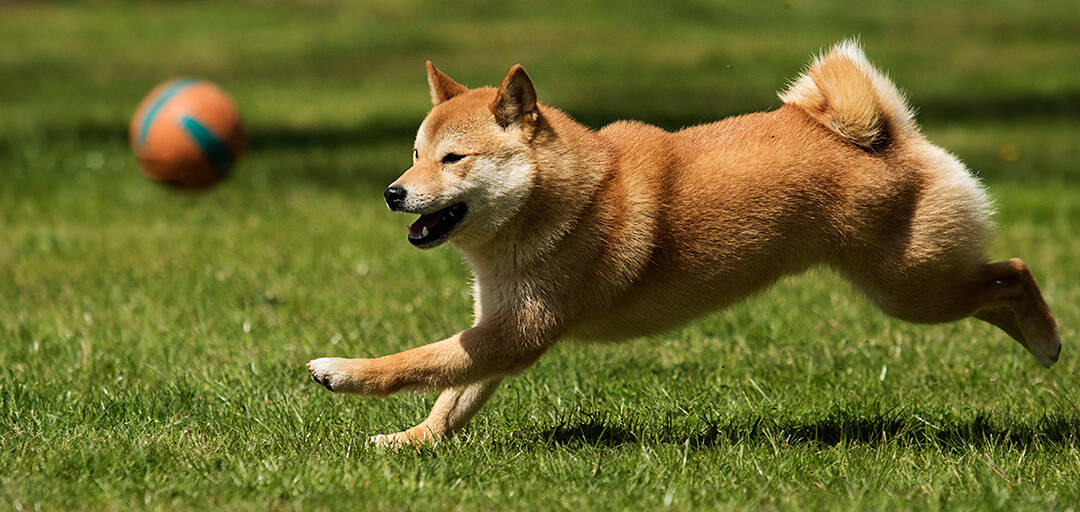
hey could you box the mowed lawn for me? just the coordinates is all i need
[2,1,1079,510]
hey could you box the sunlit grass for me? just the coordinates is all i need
[1,1,1078,510]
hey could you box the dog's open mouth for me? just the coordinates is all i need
[408,203,467,248]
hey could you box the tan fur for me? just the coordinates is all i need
[308,41,1061,446]
[780,39,917,149]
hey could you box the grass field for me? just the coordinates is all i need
[2,1,1079,510]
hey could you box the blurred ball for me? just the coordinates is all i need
[129,78,244,188]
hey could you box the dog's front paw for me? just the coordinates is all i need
[370,425,439,448]
[307,357,362,393]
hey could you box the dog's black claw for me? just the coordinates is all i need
[310,371,333,391]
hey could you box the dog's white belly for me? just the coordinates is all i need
[566,304,709,342]
[565,261,805,343]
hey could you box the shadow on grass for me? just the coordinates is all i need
[532,410,1080,450]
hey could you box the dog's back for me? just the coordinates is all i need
[570,42,1003,344]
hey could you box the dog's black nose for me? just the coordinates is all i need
[384,186,407,210]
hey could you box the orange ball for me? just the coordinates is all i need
[129,78,244,188]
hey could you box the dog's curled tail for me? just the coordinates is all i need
[779,40,917,150]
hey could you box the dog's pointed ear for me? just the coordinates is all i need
[426,61,467,105]
[491,64,539,128]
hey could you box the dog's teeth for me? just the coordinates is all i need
[422,226,429,237]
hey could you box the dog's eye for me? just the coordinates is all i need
[412,149,418,160]
[441,153,466,164]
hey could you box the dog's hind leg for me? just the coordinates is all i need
[971,258,1060,367]
[370,378,503,447]
[973,306,1027,346]
[849,256,1061,367]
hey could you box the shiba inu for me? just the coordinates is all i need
[307,41,1061,446]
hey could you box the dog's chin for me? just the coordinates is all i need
[407,203,467,249]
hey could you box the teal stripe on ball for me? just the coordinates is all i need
[137,77,200,148]
[179,114,234,175]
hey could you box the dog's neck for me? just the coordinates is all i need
[456,105,616,281]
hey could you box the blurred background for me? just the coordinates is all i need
[2,1,1078,508]
[6,0,1075,347]
[5,0,1078,187]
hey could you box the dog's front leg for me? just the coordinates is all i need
[369,377,503,446]
[307,324,545,397]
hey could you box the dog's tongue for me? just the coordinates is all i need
[409,211,444,237]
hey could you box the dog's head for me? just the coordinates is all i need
[386,62,542,249]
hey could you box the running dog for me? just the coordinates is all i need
[308,41,1061,446]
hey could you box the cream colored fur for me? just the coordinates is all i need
[780,39,917,148]
[308,42,1061,446]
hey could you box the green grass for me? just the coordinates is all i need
[2,1,1079,510]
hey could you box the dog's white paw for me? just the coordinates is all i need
[369,433,395,447]
[369,426,439,448]
[306,357,353,392]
